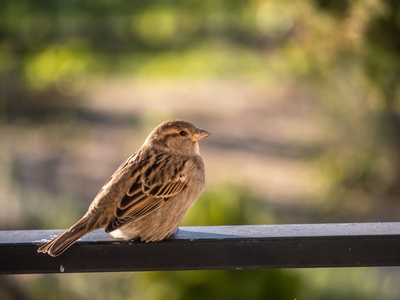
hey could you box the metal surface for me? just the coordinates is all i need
[1,222,399,274]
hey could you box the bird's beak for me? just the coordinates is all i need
[192,128,211,142]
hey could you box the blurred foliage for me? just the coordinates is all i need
[182,183,275,226]
[1,0,400,299]
[140,269,300,300]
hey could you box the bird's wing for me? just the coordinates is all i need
[92,152,137,201]
[105,152,190,232]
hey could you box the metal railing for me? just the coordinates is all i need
[1,222,399,274]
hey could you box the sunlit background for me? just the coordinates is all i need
[1,0,400,299]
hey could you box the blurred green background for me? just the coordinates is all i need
[1,0,400,299]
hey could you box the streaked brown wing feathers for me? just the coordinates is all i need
[93,152,137,201]
[105,152,189,232]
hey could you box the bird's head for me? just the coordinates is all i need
[144,120,210,155]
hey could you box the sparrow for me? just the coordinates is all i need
[37,120,210,257]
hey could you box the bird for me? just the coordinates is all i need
[37,120,210,257]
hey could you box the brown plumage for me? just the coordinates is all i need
[37,120,210,257]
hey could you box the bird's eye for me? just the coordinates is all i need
[179,130,187,136]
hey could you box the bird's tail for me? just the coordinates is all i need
[37,215,98,257]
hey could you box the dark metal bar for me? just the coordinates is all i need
[1,222,399,274]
